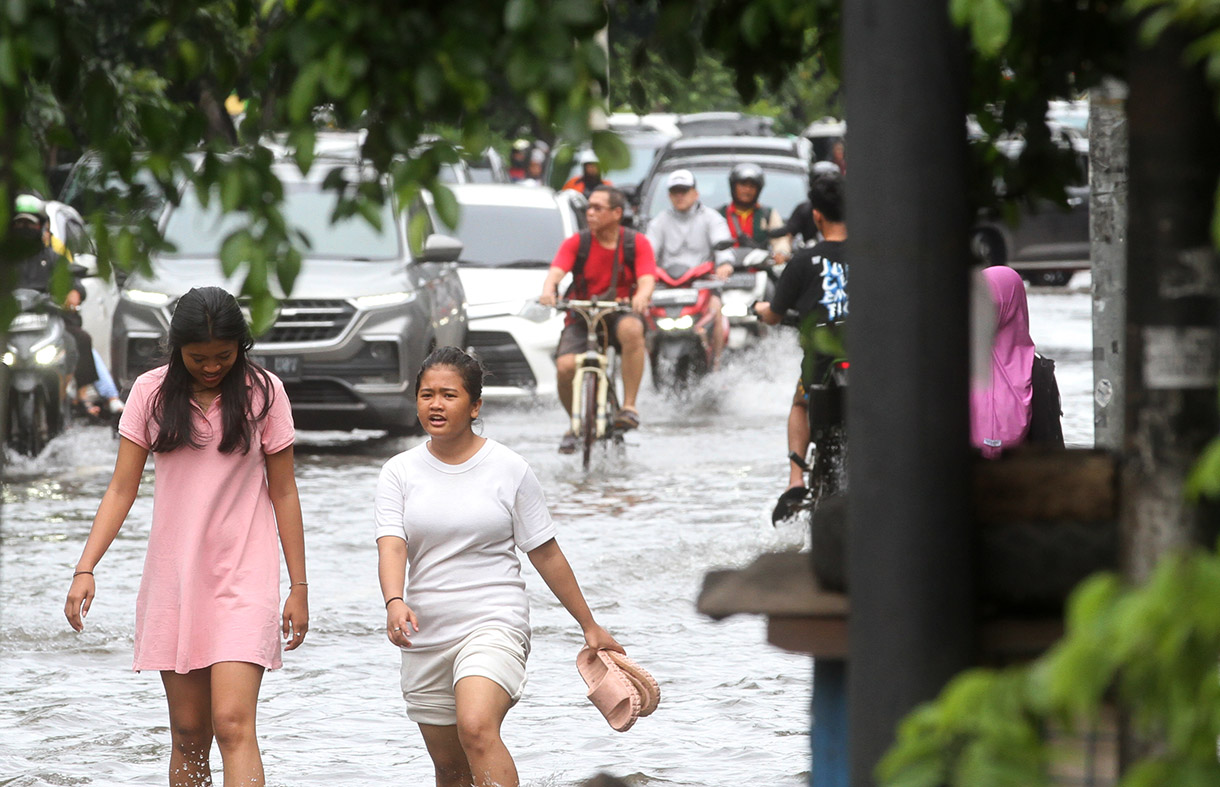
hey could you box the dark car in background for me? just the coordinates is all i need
[970,125,1090,286]
[113,157,467,434]
[638,135,812,200]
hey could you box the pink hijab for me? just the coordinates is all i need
[971,266,1035,458]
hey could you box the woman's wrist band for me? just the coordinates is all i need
[385,596,403,608]
[292,581,308,586]
[73,570,93,577]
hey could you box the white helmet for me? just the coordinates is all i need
[576,149,599,166]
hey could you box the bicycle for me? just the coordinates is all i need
[555,298,630,470]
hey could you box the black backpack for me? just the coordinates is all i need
[568,228,638,300]
[1028,353,1065,448]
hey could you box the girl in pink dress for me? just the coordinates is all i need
[65,286,308,787]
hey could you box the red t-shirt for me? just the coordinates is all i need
[551,229,656,300]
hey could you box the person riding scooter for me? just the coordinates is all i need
[645,169,735,371]
[718,163,791,264]
[562,150,612,195]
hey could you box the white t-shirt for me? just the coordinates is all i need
[374,438,557,652]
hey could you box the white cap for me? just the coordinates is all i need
[667,169,696,189]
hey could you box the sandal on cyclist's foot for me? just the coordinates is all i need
[771,486,811,524]
[559,431,578,454]
[612,407,640,430]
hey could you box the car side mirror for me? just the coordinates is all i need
[421,234,463,263]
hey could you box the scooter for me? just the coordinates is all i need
[2,288,76,456]
[719,246,777,349]
[645,258,724,392]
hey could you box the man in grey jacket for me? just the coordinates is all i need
[645,169,735,369]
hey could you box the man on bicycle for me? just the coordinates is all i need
[645,169,735,370]
[540,185,656,454]
[753,170,847,519]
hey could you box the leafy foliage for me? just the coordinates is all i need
[2,0,613,332]
[879,550,1220,785]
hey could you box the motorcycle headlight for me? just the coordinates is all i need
[722,302,748,318]
[656,317,676,330]
[674,315,694,330]
[34,345,61,365]
[2,350,14,366]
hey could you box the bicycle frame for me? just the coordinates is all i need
[559,299,626,441]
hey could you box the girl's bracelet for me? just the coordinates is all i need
[73,570,93,577]
[385,596,404,609]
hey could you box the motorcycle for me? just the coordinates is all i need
[719,246,778,350]
[645,258,724,392]
[2,288,76,456]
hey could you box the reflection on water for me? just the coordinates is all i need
[0,288,1092,786]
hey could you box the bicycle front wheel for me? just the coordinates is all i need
[580,371,598,470]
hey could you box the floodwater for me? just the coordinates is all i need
[0,280,1093,786]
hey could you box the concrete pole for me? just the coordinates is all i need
[1121,30,1220,586]
[1090,79,1128,451]
[843,0,975,783]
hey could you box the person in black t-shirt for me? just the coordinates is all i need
[753,171,847,500]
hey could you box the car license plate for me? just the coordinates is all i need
[251,354,301,381]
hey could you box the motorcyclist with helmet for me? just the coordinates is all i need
[780,160,842,248]
[6,194,122,417]
[562,150,612,195]
[645,169,736,370]
[718,163,791,263]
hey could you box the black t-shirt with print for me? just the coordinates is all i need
[770,240,847,325]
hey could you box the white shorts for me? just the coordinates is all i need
[400,626,529,726]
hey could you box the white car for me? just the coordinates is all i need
[447,183,586,399]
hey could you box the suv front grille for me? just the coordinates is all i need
[283,380,361,405]
[468,331,536,389]
[261,300,356,344]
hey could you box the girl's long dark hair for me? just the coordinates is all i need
[149,286,273,454]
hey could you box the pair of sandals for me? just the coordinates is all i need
[576,647,660,732]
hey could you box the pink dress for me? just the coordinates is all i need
[118,365,296,673]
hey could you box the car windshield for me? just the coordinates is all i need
[163,184,401,259]
[60,161,168,225]
[452,204,566,266]
[645,167,809,221]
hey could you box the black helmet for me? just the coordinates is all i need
[729,162,765,190]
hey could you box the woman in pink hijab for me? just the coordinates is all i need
[971,266,1036,458]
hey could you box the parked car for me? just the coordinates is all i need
[447,183,585,399]
[112,158,467,434]
[970,125,1090,286]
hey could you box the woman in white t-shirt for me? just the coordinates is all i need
[375,346,623,787]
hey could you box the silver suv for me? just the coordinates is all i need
[112,160,467,434]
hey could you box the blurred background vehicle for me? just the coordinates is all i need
[970,122,1090,287]
[113,155,467,434]
[638,134,812,196]
[675,111,776,137]
[446,182,584,399]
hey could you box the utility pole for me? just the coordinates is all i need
[843,0,975,782]
[1121,29,1220,584]
[1090,79,1128,451]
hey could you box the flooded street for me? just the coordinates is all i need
[1,282,1093,786]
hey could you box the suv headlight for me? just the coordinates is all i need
[2,350,14,366]
[124,289,173,307]
[353,292,417,309]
